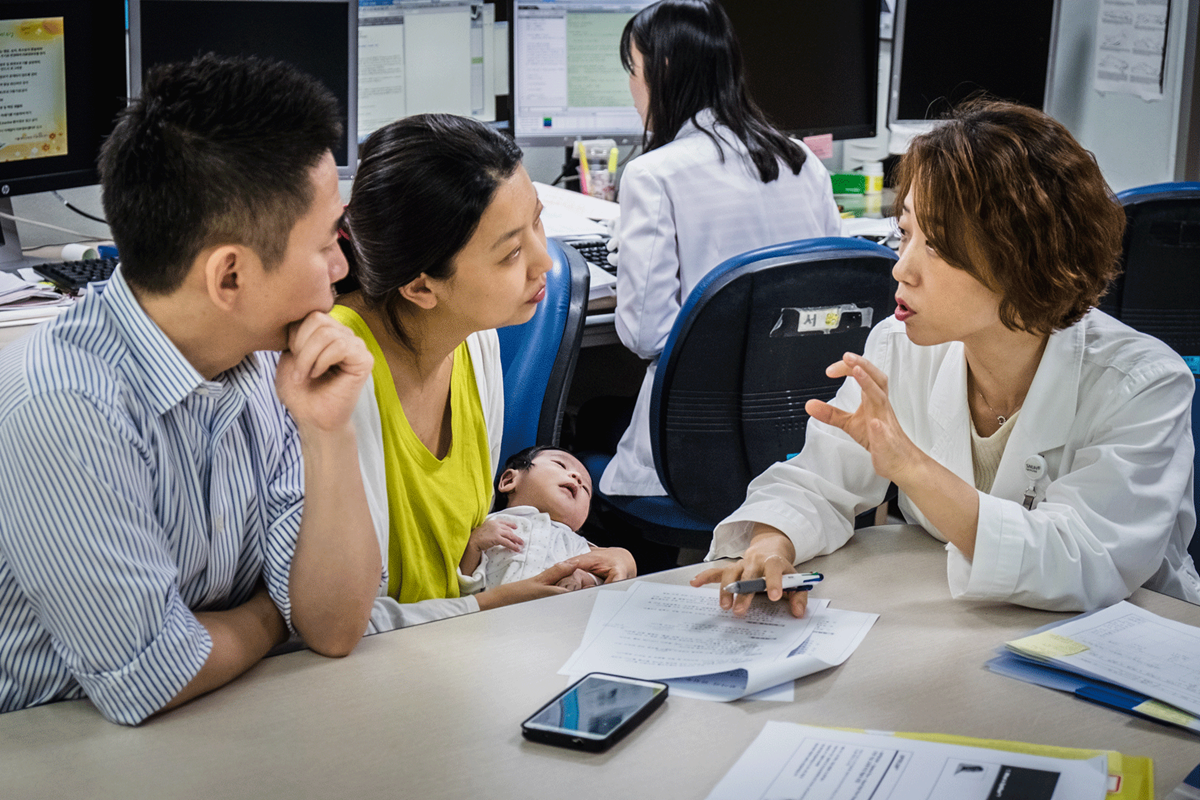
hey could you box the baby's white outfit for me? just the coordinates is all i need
[459,505,593,593]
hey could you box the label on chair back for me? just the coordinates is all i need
[769,304,874,337]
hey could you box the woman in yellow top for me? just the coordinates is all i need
[334,114,636,631]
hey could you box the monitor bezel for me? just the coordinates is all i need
[887,0,1063,132]
[128,0,358,179]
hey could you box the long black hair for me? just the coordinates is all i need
[619,0,806,183]
[340,113,523,351]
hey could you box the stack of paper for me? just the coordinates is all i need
[0,270,67,308]
[987,601,1200,735]
[0,270,72,331]
[560,582,877,701]
[707,721,1148,800]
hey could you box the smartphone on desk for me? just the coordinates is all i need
[521,673,668,752]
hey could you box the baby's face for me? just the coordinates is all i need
[505,450,592,531]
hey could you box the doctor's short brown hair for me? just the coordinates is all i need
[891,99,1125,336]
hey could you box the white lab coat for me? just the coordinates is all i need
[710,311,1200,612]
[601,109,844,496]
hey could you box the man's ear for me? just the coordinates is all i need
[497,468,518,494]
[203,244,255,311]
[399,273,439,311]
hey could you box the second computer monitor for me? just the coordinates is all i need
[129,0,358,176]
[358,1,506,142]
[512,0,655,148]
[511,0,880,149]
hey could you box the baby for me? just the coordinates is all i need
[459,446,610,593]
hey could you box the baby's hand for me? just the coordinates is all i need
[555,568,600,592]
[468,518,524,555]
[460,518,524,575]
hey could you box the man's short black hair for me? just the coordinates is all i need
[492,445,560,512]
[99,53,343,294]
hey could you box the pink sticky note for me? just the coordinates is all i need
[802,133,834,160]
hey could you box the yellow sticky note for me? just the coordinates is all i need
[1133,698,1197,726]
[1009,632,1090,659]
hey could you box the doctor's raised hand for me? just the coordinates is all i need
[699,98,1200,613]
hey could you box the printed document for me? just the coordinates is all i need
[1006,600,1200,717]
[561,582,876,701]
[706,722,1108,800]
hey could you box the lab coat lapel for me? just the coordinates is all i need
[925,343,974,486]
[989,323,1082,501]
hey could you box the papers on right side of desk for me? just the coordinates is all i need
[707,721,1142,800]
[988,601,1200,735]
[560,581,877,702]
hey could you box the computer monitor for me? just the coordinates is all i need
[511,0,656,148]
[129,0,358,177]
[719,0,879,141]
[358,0,505,142]
[889,0,1060,133]
[0,1,126,267]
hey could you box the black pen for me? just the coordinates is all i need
[723,572,823,594]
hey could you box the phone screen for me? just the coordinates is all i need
[524,674,666,743]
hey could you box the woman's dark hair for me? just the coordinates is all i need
[619,0,806,183]
[892,98,1125,335]
[341,113,523,351]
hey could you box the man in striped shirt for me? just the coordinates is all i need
[0,55,380,724]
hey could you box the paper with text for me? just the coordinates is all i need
[706,722,1108,800]
[562,583,877,701]
[1007,601,1200,717]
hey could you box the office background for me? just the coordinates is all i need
[10,0,1199,255]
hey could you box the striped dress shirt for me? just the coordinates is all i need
[0,269,303,725]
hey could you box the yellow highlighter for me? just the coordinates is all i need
[576,141,590,195]
[608,146,619,175]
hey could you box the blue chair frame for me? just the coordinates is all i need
[587,237,898,548]
[496,238,590,476]
[1109,182,1200,570]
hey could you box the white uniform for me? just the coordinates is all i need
[710,311,1200,612]
[458,506,593,594]
[602,108,843,496]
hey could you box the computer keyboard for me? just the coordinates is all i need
[564,237,617,275]
[34,257,119,292]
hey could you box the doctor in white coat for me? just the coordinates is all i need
[600,0,843,497]
[694,99,1200,614]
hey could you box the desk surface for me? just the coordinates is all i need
[3,525,1198,799]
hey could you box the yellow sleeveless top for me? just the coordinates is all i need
[331,306,492,603]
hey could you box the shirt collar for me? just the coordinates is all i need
[675,108,720,141]
[101,267,266,416]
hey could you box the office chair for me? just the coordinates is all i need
[495,238,590,476]
[584,237,898,551]
[1109,182,1200,570]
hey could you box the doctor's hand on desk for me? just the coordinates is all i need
[691,526,808,618]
